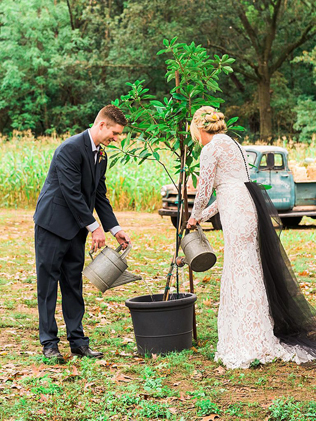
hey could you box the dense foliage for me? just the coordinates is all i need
[0,0,315,141]
[111,39,242,188]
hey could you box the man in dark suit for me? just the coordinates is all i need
[34,105,130,361]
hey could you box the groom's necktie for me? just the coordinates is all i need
[93,150,98,165]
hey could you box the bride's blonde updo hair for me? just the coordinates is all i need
[190,106,226,143]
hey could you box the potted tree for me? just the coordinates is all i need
[109,38,243,355]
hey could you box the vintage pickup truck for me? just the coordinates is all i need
[158,145,316,229]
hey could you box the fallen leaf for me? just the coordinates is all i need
[201,415,220,421]
[122,336,134,344]
[173,382,181,386]
[192,370,203,380]
[39,394,48,402]
[203,299,213,307]
[112,372,132,383]
[72,365,79,376]
[84,382,95,389]
[95,359,111,367]
[214,366,226,375]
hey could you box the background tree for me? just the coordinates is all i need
[206,0,316,142]
[293,47,316,143]
[0,0,123,134]
[0,0,315,141]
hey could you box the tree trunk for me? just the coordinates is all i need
[258,77,272,143]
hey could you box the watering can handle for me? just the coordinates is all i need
[115,242,132,259]
[89,249,95,261]
[196,224,203,237]
[184,223,201,236]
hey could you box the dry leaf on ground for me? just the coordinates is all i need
[214,366,226,375]
[201,415,220,421]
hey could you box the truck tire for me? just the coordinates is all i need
[281,216,302,228]
[210,213,222,230]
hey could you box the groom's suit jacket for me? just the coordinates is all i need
[34,130,118,240]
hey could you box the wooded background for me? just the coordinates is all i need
[0,0,315,142]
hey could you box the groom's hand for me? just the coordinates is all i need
[114,230,131,249]
[91,227,106,251]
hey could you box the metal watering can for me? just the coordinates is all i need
[83,243,141,293]
[179,225,217,272]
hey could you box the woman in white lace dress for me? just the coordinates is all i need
[187,106,316,369]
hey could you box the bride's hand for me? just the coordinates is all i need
[187,217,198,230]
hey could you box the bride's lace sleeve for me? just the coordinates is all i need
[191,142,218,222]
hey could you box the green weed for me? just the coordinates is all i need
[196,399,222,416]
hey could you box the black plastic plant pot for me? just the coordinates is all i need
[125,293,197,355]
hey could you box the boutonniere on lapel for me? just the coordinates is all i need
[98,148,106,164]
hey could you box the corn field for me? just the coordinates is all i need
[0,132,171,210]
[0,132,315,210]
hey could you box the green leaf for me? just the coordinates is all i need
[230,125,245,131]
[109,156,119,169]
[191,173,198,188]
[227,117,239,125]
[222,66,234,73]
[170,36,178,46]
[172,93,187,101]
[150,100,164,107]
[153,151,160,161]
[163,39,169,47]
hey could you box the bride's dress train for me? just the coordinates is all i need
[191,134,316,369]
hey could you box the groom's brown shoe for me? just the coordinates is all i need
[42,347,64,363]
[71,345,103,358]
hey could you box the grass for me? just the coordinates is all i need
[0,132,315,210]
[0,209,316,420]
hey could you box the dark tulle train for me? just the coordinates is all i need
[245,181,316,357]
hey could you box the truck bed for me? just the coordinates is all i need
[295,181,316,207]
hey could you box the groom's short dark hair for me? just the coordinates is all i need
[95,105,128,126]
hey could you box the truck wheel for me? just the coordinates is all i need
[281,216,302,228]
[171,216,178,229]
[211,213,222,230]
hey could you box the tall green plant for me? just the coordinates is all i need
[110,38,243,187]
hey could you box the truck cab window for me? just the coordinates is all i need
[246,152,257,165]
[259,153,284,170]
[274,154,284,170]
[259,154,268,168]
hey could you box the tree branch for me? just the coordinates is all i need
[207,42,258,72]
[66,0,75,30]
[269,23,316,74]
[264,0,283,62]
[229,73,245,93]
[232,0,261,57]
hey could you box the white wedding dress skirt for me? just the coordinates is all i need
[191,134,315,369]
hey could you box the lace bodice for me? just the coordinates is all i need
[191,134,249,222]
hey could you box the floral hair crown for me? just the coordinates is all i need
[200,111,219,127]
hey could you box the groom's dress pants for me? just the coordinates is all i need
[35,224,89,349]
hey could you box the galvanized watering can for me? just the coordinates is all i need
[83,243,141,293]
[179,225,217,272]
